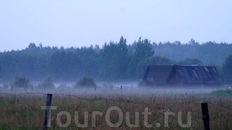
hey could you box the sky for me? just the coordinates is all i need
[0,0,232,52]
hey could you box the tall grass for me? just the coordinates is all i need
[0,89,231,130]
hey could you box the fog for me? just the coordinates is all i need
[0,81,224,96]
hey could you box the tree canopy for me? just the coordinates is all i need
[0,37,231,83]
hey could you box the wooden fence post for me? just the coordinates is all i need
[201,103,210,130]
[42,94,53,130]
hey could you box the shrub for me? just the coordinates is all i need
[11,76,30,89]
[38,76,55,89]
[74,76,96,88]
[137,80,149,87]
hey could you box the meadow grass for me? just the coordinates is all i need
[0,88,231,130]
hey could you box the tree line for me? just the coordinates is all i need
[0,36,232,83]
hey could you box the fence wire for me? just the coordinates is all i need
[0,92,231,110]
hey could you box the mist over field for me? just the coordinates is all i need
[1,1,232,129]
[0,37,231,101]
[1,38,231,129]
[0,80,224,95]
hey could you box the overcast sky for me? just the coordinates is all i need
[0,0,232,52]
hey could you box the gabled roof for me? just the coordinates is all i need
[143,65,173,85]
[167,65,222,85]
[144,65,222,86]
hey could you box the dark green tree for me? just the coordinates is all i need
[222,55,232,84]
[127,38,155,79]
[38,76,55,89]
[77,46,100,78]
[1,37,232,82]
[134,38,154,59]
[114,36,129,79]
[27,43,38,50]
[11,76,30,89]
[99,36,129,80]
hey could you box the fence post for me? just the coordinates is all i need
[42,94,53,130]
[201,103,210,130]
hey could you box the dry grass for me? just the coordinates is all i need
[0,88,232,130]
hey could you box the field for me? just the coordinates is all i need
[0,87,232,130]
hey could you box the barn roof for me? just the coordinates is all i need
[144,65,222,86]
[143,65,172,85]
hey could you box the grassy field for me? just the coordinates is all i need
[0,87,232,130]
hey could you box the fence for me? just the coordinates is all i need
[0,91,231,130]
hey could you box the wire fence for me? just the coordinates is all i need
[1,91,231,130]
[0,91,231,110]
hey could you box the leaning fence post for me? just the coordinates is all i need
[42,94,53,130]
[201,103,210,130]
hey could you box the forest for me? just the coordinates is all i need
[0,36,232,83]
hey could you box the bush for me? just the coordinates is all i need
[11,76,30,89]
[74,76,96,88]
[137,80,149,87]
[38,76,55,89]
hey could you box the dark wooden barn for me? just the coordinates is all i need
[143,65,222,86]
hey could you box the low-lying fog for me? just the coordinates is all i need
[0,81,226,95]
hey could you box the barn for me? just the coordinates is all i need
[143,65,222,86]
